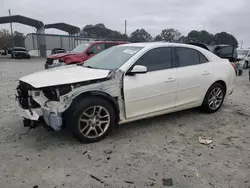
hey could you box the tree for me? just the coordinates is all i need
[130,29,152,42]
[13,31,25,47]
[154,35,162,41]
[0,29,11,49]
[160,28,181,42]
[95,23,106,28]
[185,30,215,45]
[110,31,128,41]
[177,36,187,43]
[214,32,238,47]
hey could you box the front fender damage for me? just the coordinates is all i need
[29,70,125,130]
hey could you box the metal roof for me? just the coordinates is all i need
[83,25,113,37]
[0,15,44,29]
[45,23,80,35]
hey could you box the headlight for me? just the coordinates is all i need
[54,59,59,64]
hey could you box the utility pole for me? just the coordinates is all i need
[240,40,243,49]
[125,20,127,36]
[8,9,14,48]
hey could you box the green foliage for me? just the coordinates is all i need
[0,29,25,49]
[130,29,153,42]
[160,28,181,42]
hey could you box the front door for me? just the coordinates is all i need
[123,47,178,119]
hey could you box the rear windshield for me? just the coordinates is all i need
[215,46,237,58]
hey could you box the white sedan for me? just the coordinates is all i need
[16,42,236,142]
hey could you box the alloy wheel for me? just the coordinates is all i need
[208,87,224,110]
[78,106,110,139]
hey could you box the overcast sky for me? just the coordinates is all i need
[1,0,250,47]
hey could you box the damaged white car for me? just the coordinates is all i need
[16,43,236,142]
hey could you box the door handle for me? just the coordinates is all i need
[202,71,211,75]
[166,77,175,82]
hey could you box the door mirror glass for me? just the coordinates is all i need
[128,65,147,75]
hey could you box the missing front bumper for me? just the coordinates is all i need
[16,99,63,131]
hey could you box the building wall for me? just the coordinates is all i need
[25,33,96,56]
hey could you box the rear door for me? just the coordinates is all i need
[174,47,213,108]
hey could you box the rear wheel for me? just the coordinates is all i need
[67,96,116,143]
[201,83,225,113]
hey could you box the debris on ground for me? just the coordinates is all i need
[104,150,113,155]
[124,181,134,184]
[162,178,173,186]
[199,136,213,145]
[90,174,104,184]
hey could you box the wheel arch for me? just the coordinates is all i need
[202,80,227,103]
[69,90,120,124]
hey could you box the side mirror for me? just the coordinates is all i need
[127,65,147,75]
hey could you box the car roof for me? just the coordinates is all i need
[92,41,127,44]
[121,42,221,61]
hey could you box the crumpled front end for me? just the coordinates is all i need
[15,70,125,131]
[16,81,64,130]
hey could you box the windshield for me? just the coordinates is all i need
[237,50,249,56]
[83,46,143,70]
[72,43,91,53]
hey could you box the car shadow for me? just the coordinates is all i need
[16,107,212,150]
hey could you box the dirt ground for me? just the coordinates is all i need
[0,57,249,188]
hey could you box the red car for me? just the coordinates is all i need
[45,41,127,69]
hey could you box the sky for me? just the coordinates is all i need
[1,0,250,47]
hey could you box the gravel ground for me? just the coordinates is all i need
[0,57,249,188]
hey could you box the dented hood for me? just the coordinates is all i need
[20,65,110,88]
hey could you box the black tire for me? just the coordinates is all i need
[66,96,116,143]
[201,82,226,113]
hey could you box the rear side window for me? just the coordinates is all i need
[199,53,209,63]
[175,48,200,67]
[105,43,118,49]
[135,47,172,72]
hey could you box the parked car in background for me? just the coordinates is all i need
[51,48,66,55]
[237,48,250,69]
[188,43,242,75]
[16,42,235,142]
[11,47,30,59]
[45,41,127,69]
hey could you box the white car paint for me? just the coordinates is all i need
[237,48,250,68]
[16,42,236,131]
[20,65,110,88]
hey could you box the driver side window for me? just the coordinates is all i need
[134,47,172,72]
[89,44,105,54]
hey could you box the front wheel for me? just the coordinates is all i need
[67,96,116,143]
[201,83,225,113]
